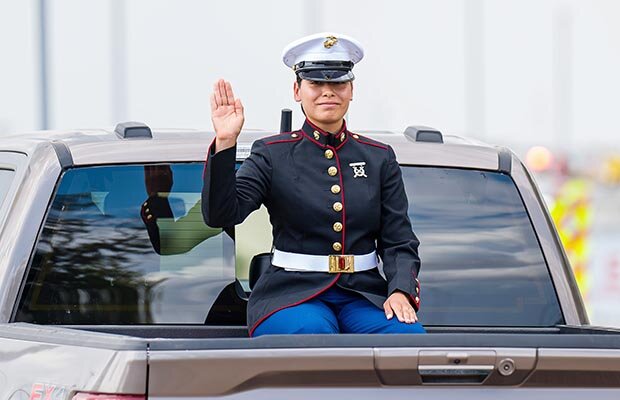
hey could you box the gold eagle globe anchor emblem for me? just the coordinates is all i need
[324,36,338,48]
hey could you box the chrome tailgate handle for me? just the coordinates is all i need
[374,348,536,386]
[419,365,494,384]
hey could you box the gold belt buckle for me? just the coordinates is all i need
[328,254,355,273]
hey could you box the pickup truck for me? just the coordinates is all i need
[1,121,620,399]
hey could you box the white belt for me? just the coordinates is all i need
[272,249,378,273]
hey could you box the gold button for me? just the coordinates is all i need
[416,286,420,294]
[328,166,338,176]
[415,296,420,303]
[331,185,341,194]
[143,202,148,207]
[333,242,342,252]
[291,133,298,138]
[145,208,150,213]
[324,149,334,159]
[352,134,360,139]
[333,222,343,232]
[314,131,320,140]
[340,133,346,142]
[333,202,343,212]
[146,215,153,220]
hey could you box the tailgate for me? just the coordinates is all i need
[145,333,620,398]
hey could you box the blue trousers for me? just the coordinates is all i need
[253,285,426,336]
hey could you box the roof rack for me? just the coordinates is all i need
[404,126,443,143]
[114,121,152,139]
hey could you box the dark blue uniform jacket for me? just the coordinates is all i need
[202,119,421,336]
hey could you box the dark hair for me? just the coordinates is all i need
[295,75,305,115]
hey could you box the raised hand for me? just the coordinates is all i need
[210,79,244,152]
[144,165,173,197]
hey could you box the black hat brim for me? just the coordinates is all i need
[297,69,355,82]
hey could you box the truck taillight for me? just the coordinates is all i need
[72,393,145,400]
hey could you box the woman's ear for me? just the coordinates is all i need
[293,81,301,102]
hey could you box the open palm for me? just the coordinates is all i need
[210,79,244,145]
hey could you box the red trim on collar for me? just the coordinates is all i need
[335,133,349,151]
[301,126,350,150]
[305,118,347,136]
[301,129,327,148]
[305,119,329,136]
[248,275,341,337]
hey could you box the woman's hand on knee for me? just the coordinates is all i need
[383,291,418,324]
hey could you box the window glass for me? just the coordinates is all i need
[15,163,235,324]
[403,167,563,327]
[15,161,564,327]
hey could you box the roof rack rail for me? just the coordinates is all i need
[114,121,152,139]
[404,126,443,143]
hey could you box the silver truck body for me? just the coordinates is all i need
[0,127,619,398]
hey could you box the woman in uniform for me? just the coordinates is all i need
[202,33,425,337]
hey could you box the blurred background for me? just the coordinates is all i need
[1,0,619,326]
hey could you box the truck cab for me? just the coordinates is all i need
[1,123,618,398]
[0,123,585,330]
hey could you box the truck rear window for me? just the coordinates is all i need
[404,167,563,327]
[15,163,563,327]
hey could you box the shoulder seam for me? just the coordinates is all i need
[353,137,388,150]
[265,137,302,145]
[348,131,389,150]
[265,130,302,145]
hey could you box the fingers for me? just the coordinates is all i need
[210,92,217,112]
[400,303,417,324]
[383,302,393,320]
[225,81,235,106]
[213,79,231,106]
[213,81,223,107]
[401,305,417,324]
[234,98,244,116]
[392,303,407,323]
[219,79,229,105]
[212,79,240,111]
[386,298,417,324]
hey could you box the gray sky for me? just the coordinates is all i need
[1,0,619,153]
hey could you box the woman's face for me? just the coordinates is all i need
[294,79,353,128]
